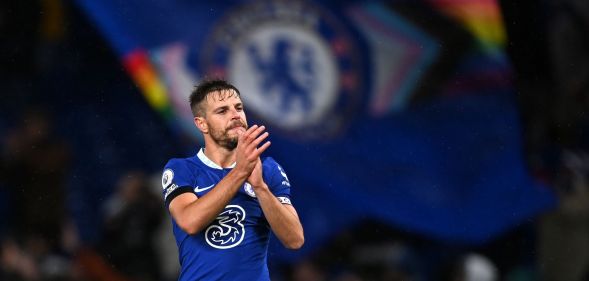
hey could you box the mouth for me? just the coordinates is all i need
[227,123,246,133]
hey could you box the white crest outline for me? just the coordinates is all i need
[205,205,246,249]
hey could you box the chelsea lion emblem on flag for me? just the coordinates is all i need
[200,0,365,140]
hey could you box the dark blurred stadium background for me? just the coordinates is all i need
[1,0,588,280]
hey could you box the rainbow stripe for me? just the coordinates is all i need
[429,0,507,54]
[123,49,174,119]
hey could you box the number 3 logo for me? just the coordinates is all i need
[205,205,246,249]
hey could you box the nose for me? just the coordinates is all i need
[229,108,242,122]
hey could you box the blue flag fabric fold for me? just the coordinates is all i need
[76,0,555,261]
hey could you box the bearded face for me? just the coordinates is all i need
[208,119,247,150]
[196,89,248,150]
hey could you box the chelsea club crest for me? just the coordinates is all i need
[244,182,257,198]
[200,0,364,140]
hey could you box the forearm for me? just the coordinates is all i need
[255,187,304,249]
[172,169,249,234]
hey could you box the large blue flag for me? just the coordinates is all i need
[76,0,555,261]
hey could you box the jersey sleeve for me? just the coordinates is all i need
[162,158,196,208]
[262,157,292,205]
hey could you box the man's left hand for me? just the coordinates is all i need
[247,158,268,190]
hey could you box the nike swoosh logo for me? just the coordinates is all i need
[194,184,215,192]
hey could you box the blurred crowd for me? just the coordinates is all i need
[1,0,589,280]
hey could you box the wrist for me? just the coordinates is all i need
[229,168,250,181]
[252,185,272,199]
[252,183,270,191]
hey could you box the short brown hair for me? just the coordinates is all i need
[189,79,241,117]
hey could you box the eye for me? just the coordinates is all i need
[217,109,227,114]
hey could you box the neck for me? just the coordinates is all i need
[203,140,236,168]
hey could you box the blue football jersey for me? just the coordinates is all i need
[161,148,292,281]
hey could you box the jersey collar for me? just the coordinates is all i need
[197,148,236,170]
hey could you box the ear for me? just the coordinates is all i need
[194,116,208,134]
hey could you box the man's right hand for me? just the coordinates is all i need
[235,125,271,177]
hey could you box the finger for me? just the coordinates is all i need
[244,126,266,148]
[251,132,269,148]
[241,124,259,139]
[248,124,261,134]
[239,125,258,143]
[248,125,266,140]
[253,141,271,157]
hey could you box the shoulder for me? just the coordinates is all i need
[263,156,290,172]
[261,157,283,172]
[163,157,202,180]
[261,157,290,183]
[261,157,292,194]
[164,156,200,171]
[161,157,200,203]
[261,156,278,166]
